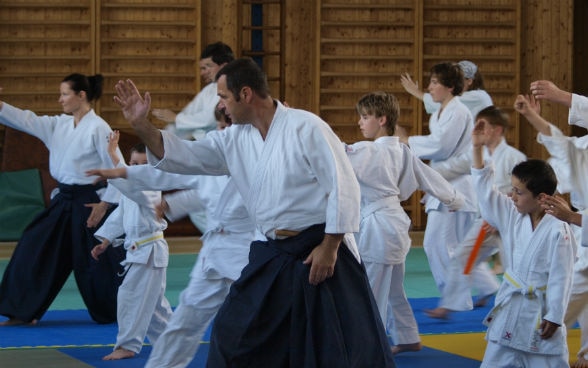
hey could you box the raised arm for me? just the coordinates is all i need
[514,94,551,136]
[530,80,573,108]
[113,79,164,159]
[472,119,485,169]
[400,73,425,101]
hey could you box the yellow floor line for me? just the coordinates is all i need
[421,329,582,363]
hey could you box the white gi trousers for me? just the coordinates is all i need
[114,255,172,353]
[423,207,476,293]
[364,261,419,345]
[438,218,501,311]
[481,340,569,368]
[144,253,233,368]
[565,267,588,361]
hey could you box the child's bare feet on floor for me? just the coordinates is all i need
[0,318,38,326]
[102,347,136,360]
[424,307,450,319]
[391,342,422,355]
[474,293,495,308]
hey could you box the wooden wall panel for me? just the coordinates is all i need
[421,1,520,146]
[98,0,201,132]
[0,0,578,233]
[0,1,94,116]
[201,1,239,52]
[317,1,418,144]
[519,0,573,159]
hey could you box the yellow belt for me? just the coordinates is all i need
[131,233,164,250]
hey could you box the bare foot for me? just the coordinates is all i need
[0,318,38,326]
[424,307,450,319]
[391,342,422,355]
[102,347,136,360]
[474,294,494,308]
[572,356,588,368]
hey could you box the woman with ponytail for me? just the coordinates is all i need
[0,73,125,325]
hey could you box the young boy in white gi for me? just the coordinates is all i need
[396,62,478,294]
[91,141,172,360]
[517,82,588,368]
[425,106,526,319]
[471,119,576,368]
[344,91,465,354]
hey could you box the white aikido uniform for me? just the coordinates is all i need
[0,103,124,324]
[164,82,220,233]
[345,136,464,346]
[473,164,575,368]
[166,82,219,140]
[408,97,478,292]
[115,164,255,368]
[148,102,395,367]
[150,103,361,254]
[536,105,588,363]
[94,177,172,355]
[422,89,493,122]
[430,138,526,311]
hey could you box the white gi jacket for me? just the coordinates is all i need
[408,97,477,213]
[423,89,493,120]
[174,83,219,140]
[123,165,254,280]
[0,103,122,203]
[148,101,362,260]
[431,138,526,196]
[538,124,588,270]
[345,136,463,264]
[94,177,168,267]
[473,164,575,355]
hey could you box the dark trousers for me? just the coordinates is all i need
[207,224,396,368]
[0,183,125,323]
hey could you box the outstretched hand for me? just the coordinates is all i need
[86,167,127,183]
[400,73,423,99]
[114,79,152,128]
[514,94,540,117]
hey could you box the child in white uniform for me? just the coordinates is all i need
[517,83,588,368]
[397,62,478,294]
[472,120,576,368]
[88,109,255,367]
[91,141,172,360]
[425,106,526,319]
[345,91,465,354]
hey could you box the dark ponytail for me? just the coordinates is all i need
[62,73,104,102]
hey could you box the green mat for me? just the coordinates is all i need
[0,168,46,241]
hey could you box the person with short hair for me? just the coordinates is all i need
[397,62,478,295]
[472,118,575,368]
[114,57,396,367]
[401,59,493,119]
[424,105,526,319]
[345,91,465,355]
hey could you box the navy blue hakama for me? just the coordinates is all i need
[207,224,396,368]
[0,182,125,324]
